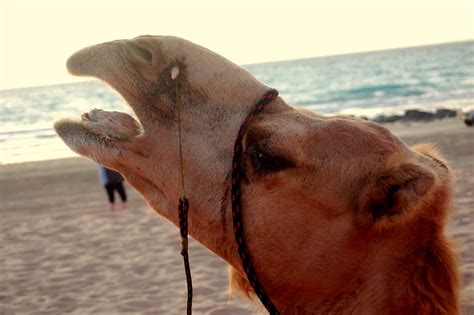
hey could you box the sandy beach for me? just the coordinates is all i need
[1,118,473,314]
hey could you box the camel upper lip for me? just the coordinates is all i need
[66,41,125,77]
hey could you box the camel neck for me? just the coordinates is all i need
[394,235,459,314]
[354,231,460,314]
[282,230,460,314]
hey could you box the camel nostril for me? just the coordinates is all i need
[127,41,153,64]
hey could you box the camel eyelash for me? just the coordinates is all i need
[246,145,292,173]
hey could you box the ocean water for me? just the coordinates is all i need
[1,41,473,164]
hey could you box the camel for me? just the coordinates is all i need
[54,35,460,314]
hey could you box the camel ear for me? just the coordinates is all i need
[358,163,435,228]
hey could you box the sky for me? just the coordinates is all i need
[0,0,472,90]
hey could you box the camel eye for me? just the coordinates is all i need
[248,147,289,172]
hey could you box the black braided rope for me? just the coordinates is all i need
[231,89,280,314]
[178,197,193,315]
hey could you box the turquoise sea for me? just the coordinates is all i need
[0,41,473,164]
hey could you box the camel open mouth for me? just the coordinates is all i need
[55,42,149,150]
[54,90,148,166]
[55,38,149,148]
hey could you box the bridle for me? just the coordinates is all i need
[230,89,280,314]
[173,67,279,314]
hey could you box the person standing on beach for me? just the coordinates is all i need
[98,165,127,211]
[464,110,474,127]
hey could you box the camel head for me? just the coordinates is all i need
[55,36,458,312]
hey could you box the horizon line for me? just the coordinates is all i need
[243,39,473,66]
[1,39,472,92]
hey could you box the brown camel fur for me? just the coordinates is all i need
[55,36,460,314]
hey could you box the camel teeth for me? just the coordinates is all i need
[81,113,90,121]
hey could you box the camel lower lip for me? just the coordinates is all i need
[77,108,144,141]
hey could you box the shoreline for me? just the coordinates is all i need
[1,119,473,313]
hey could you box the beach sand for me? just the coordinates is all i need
[1,118,473,314]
